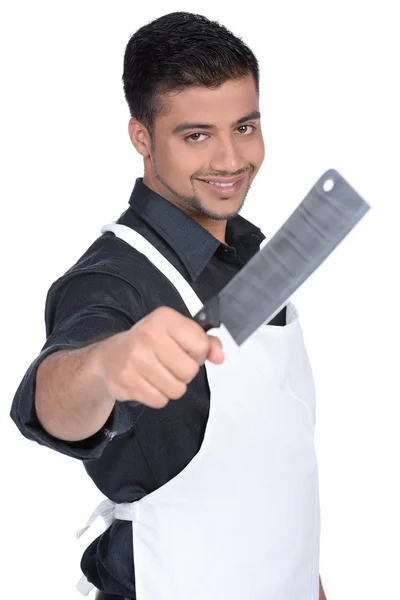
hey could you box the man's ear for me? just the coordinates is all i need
[128,118,151,157]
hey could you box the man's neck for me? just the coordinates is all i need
[194,216,227,245]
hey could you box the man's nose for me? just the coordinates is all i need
[209,136,245,175]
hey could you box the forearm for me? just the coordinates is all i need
[35,340,115,442]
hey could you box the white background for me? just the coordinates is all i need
[1,1,399,599]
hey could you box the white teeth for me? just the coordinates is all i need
[206,181,235,187]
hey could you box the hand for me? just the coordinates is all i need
[98,307,224,408]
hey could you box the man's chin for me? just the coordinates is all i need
[196,197,246,220]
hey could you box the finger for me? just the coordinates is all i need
[119,375,169,408]
[132,346,188,400]
[154,340,201,383]
[170,320,214,364]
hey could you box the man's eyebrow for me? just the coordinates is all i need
[235,110,261,125]
[172,111,261,134]
[173,122,214,134]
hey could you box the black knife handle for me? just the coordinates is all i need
[193,296,221,332]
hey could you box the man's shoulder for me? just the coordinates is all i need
[48,231,151,293]
[73,230,151,273]
[44,228,192,326]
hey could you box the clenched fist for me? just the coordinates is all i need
[97,307,224,408]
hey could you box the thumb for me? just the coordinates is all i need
[207,335,225,364]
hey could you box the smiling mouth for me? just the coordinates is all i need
[200,180,239,187]
[195,176,246,198]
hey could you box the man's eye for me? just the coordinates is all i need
[185,133,208,142]
[236,125,255,135]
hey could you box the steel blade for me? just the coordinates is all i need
[194,169,370,345]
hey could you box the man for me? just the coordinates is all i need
[10,11,327,600]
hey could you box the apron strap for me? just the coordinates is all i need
[101,223,204,317]
[76,223,204,596]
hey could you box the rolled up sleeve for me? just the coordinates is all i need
[10,272,145,460]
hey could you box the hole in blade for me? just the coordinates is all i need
[323,178,335,192]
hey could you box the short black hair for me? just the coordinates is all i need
[122,12,259,131]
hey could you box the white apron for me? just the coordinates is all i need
[76,223,320,600]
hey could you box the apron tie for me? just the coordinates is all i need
[75,499,118,596]
[76,498,116,540]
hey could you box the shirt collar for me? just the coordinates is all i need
[127,178,265,281]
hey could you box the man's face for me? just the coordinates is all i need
[143,75,265,221]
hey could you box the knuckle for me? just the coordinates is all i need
[136,325,156,347]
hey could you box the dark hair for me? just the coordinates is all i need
[122,12,259,131]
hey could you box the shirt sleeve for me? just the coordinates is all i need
[10,272,146,461]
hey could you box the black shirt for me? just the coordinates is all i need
[10,178,286,597]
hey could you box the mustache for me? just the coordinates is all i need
[191,166,253,179]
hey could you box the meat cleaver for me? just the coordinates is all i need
[193,169,370,345]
